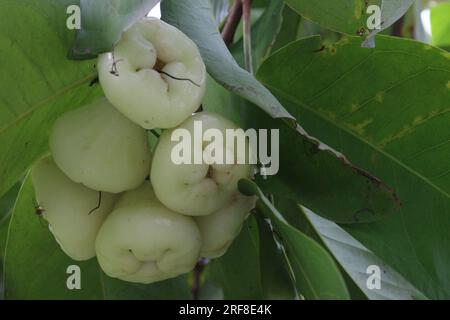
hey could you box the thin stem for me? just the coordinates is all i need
[88,191,102,215]
[158,71,201,87]
[221,0,243,47]
[392,15,405,37]
[242,0,253,74]
[191,258,208,300]
[218,12,229,32]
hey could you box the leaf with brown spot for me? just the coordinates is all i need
[257,35,450,299]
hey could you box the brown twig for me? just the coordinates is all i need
[241,0,253,74]
[88,191,102,215]
[221,0,243,47]
[191,258,208,300]
[392,15,405,37]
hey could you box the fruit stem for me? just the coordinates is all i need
[242,0,253,74]
[221,0,243,47]
[191,258,208,300]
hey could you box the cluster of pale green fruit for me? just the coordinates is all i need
[31,18,255,284]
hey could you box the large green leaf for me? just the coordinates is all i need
[211,3,400,224]
[272,196,368,300]
[204,74,400,224]
[285,0,414,44]
[161,0,294,121]
[208,216,264,300]
[0,218,9,298]
[257,35,450,298]
[0,219,10,264]
[0,183,21,223]
[0,0,102,198]
[0,184,19,299]
[3,175,190,299]
[280,199,426,300]
[70,0,160,59]
[256,214,297,299]
[304,207,427,300]
[240,180,350,300]
[0,183,21,269]
[285,0,377,36]
[164,0,400,224]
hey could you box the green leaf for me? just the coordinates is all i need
[0,183,19,299]
[272,197,368,300]
[256,214,297,299]
[280,198,426,300]
[0,183,21,264]
[161,0,294,121]
[0,218,10,263]
[231,0,285,70]
[0,183,20,300]
[197,276,224,300]
[0,183,21,223]
[69,0,160,59]
[271,5,302,53]
[431,2,450,48]
[0,216,10,298]
[204,72,400,224]
[200,9,399,224]
[164,1,399,223]
[285,0,413,43]
[306,207,428,300]
[3,175,190,299]
[257,35,450,298]
[0,0,102,198]
[285,0,375,36]
[208,216,264,299]
[240,179,350,300]
[98,275,191,300]
[362,0,415,48]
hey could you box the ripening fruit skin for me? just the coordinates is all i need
[95,181,201,284]
[97,17,207,129]
[49,97,151,194]
[151,111,253,216]
[195,193,256,258]
[31,156,117,261]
